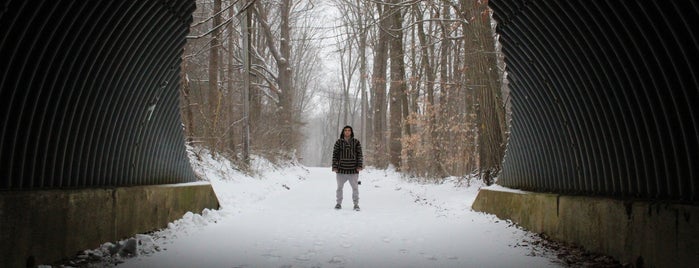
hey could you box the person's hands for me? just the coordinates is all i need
[332,168,338,173]
[357,167,363,172]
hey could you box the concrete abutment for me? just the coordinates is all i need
[0,184,219,267]
[472,188,699,267]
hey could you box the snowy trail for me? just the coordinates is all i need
[118,167,560,268]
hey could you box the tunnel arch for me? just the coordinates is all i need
[2,0,698,204]
[0,0,197,189]
[492,0,699,203]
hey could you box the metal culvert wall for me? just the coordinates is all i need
[0,0,197,190]
[492,0,699,203]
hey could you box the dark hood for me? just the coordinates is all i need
[339,125,354,139]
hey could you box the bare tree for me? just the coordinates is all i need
[387,0,406,169]
[180,62,196,145]
[456,0,505,184]
[252,0,296,152]
[208,0,222,155]
[412,2,441,176]
[371,1,390,168]
[241,0,253,165]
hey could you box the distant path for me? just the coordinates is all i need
[120,167,560,267]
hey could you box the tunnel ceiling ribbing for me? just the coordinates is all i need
[491,0,699,203]
[0,0,197,189]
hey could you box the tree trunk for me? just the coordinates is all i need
[250,17,262,128]
[459,0,504,184]
[371,2,389,168]
[388,0,405,169]
[358,6,369,153]
[226,2,237,159]
[436,4,451,176]
[208,0,222,155]
[278,0,294,151]
[254,0,295,152]
[241,0,252,165]
[181,61,195,144]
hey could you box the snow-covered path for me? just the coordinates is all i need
[118,166,560,268]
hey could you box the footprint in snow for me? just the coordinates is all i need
[328,256,346,264]
[295,251,314,261]
[261,252,281,260]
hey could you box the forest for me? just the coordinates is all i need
[180,0,508,183]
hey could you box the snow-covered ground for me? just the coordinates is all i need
[49,149,569,267]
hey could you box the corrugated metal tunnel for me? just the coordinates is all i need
[492,0,699,203]
[0,1,197,190]
[3,0,698,204]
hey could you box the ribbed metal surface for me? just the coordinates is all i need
[493,0,699,203]
[0,0,197,190]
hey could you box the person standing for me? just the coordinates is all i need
[332,125,363,210]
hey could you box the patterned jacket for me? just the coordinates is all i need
[332,137,363,174]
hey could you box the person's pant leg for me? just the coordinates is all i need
[348,173,359,205]
[336,173,349,204]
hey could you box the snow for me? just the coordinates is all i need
[481,184,531,194]
[50,149,565,267]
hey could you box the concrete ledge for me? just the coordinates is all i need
[472,188,699,267]
[0,183,219,267]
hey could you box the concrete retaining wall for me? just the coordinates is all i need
[0,184,219,267]
[472,188,699,267]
